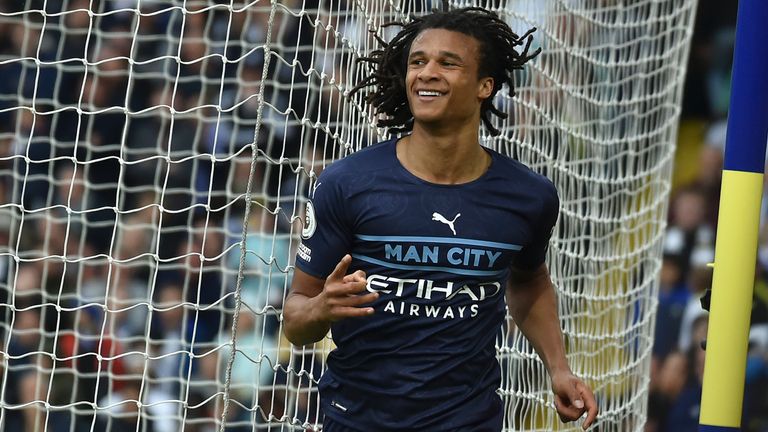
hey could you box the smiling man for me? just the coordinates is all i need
[284,7,598,432]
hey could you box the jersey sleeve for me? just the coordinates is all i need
[513,179,560,270]
[294,168,353,279]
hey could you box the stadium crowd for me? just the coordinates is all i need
[0,0,334,430]
[646,2,768,431]
[0,0,765,431]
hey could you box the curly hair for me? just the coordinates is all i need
[351,7,540,136]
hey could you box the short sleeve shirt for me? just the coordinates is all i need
[295,139,559,431]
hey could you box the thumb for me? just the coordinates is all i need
[563,381,584,409]
[574,398,585,409]
[571,388,585,410]
[328,254,352,281]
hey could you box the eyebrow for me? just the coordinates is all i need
[408,50,464,63]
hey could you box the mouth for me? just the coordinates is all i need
[414,89,446,101]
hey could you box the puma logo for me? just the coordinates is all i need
[311,181,322,198]
[432,212,461,236]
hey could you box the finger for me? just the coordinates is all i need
[331,305,375,319]
[342,270,367,284]
[577,382,598,429]
[328,254,352,281]
[326,280,375,300]
[338,292,379,307]
[582,407,598,430]
[325,279,367,298]
[554,395,584,422]
[563,379,585,410]
[333,279,368,295]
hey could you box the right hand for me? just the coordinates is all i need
[551,370,598,430]
[312,254,378,323]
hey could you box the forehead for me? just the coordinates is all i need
[409,28,481,59]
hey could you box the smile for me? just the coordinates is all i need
[417,90,444,97]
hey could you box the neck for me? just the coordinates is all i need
[397,123,490,184]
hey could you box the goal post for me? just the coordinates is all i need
[0,1,698,431]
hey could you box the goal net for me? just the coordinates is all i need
[0,0,697,431]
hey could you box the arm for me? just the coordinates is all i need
[507,263,598,430]
[284,255,378,346]
[283,268,332,346]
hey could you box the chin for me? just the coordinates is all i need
[411,111,445,125]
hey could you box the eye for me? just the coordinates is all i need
[409,59,425,66]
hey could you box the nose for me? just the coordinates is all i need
[417,59,439,81]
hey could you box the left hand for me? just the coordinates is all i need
[551,369,598,430]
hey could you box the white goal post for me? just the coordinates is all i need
[0,1,697,431]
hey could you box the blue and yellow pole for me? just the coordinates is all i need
[698,0,768,431]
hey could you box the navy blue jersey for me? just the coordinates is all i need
[295,138,559,431]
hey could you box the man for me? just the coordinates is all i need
[284,7,598,431]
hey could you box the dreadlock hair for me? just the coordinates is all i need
[351,7,541,137]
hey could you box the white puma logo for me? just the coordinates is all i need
[432,212,461,236]
[311,181,322,198]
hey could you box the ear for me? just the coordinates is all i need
[478,77,494,100]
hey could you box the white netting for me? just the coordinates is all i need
[0,0,697,431]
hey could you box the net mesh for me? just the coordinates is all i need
[0,0,697,431]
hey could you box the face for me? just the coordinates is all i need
[405,28,493,130]
[672,190,705,230]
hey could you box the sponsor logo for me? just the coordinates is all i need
[366,275,501,301]
[383,300,479,319]
[302,201,316,239]
[365,274,503,320]
[297,243,312,262]
[432,212,461,235]
[384,243,502,268]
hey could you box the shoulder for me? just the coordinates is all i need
[489,149,558,202]
[317,139,396,184]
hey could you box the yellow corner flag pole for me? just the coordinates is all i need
[698,1,768,431]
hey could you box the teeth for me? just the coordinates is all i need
[418,91,441,97]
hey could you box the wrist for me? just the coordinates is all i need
[307,293,332,327]
[547,361,572,378]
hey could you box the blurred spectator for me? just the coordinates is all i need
[649,315,709,432]
[12,109,52,210]
[200,308,284,428]
[157,212,229,345]
[653,254,690,361]
[52,303,125,430]
[677,266,712,354]
[664,186,715,283]
[105,262,151,339]
[96,341,179,432]
[228,205,290,336]
[3,298,50,431]
[681,0,737,119]
[664,337,707,432]
[148,282,189,396]
[649,262,706,431]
